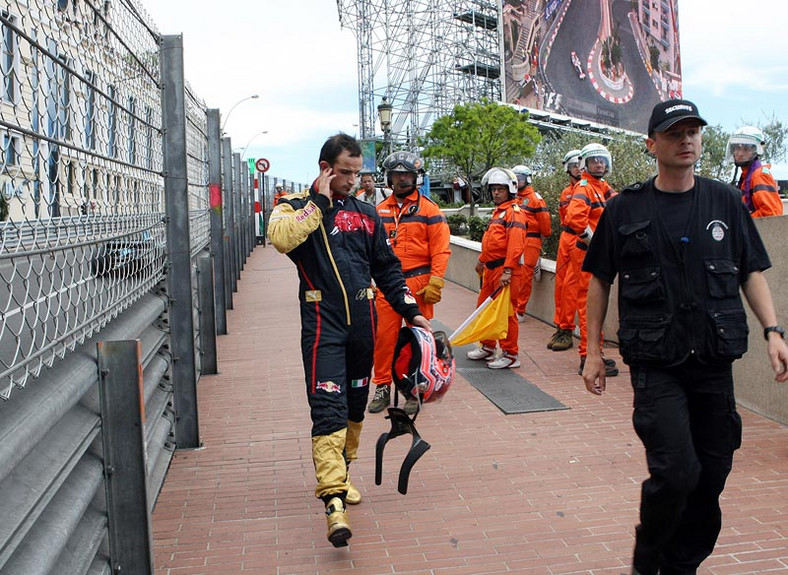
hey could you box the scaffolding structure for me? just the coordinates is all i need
[336,0,502,150]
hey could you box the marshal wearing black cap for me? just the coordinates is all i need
[583,97,788,575]
[647,98,708,135]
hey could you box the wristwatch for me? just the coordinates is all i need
[763,325,785,340]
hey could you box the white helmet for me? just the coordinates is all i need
[579,143,612,177]
[511,165,533,187]
[562,149,582,172]
[726,126,765,165]
[481,167,518,197]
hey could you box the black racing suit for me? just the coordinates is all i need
[268,185,421,437]
[584,176,771,575]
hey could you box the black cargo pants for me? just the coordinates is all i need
[629,358,742,575]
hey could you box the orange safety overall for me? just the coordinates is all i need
[372,190,451,386]
[553,182,580,331]
[476,198,527,355]
[515,186,552,316]
[563,174,616,357]
[737,161,783,218]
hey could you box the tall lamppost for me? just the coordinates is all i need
[239,130,268,160]
[377,96,393,159]
[221,94,260,134]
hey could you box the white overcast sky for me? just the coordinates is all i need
[143,0,788,183]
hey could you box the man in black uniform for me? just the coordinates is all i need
[581,100,788,575]
[268,133,429,547]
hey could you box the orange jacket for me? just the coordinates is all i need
[517,185,552,239]
[480,198,527,272]
[564,173,615,244]
[376,190,451,277]
[558,183,576,226]
[273,191,287,206]
[737,162,783,218]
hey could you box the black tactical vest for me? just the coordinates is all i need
[605,177,751,367]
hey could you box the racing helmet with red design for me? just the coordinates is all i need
[392,327,455,404]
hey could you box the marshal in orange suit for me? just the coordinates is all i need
[367,151,451,415]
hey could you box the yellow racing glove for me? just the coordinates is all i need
[416,276,445,304]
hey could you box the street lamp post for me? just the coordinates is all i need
[377,96,393,159]
[221,94,260,134]
[239,130,268,160]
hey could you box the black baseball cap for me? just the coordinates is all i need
[647,99,708,135]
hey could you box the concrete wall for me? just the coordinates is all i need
[446,215,788,424]
[734,216,788,424]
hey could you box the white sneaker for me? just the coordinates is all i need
[516,313,526,323]
[487,353,520,369]
[466,346,495,360]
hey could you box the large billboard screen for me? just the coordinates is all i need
[502,0,682,133]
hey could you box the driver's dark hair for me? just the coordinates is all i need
[319,133,362,165]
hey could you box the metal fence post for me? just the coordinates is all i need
[222,138,237,300]
[248,170,255,253]
[197,253,218,374]
[233,152,243,280]
[161,34,200,448]
[97,340,154,575]
[240,163,249,264]
[207,109,227,335]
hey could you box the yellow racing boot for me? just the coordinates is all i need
[325,497,352,547]
[345,481,361,505]
[344,421,362,505]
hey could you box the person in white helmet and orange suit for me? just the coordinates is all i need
[727,126,783,218]
[511,165,552,323]
[564,143,619,377]
[548,149,583,352]
[368,151,451,415]
[466,167,527,370]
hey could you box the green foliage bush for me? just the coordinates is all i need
[446,214,467,235]
[467,216,488,242]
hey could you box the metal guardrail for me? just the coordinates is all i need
[0,1,267,573]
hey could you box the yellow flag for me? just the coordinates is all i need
[449,285,512,346]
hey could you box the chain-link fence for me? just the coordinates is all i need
[0,0,167,399]
[0,0,306,573]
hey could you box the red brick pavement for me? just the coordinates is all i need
[153,246,788,575]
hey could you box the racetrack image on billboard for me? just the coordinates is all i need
[502,0,682,133]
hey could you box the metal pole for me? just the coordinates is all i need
[222,138,237,299]
[197,253,218,374]
[233,152,243,281]
[97,340,154,575]
[241,164,249,262]
[161,34,200,448]
[248,169,255,253]
[261,174,267,247]
[207,109,227,335]
[238,162,246,266]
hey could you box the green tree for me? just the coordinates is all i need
[697,124,731,182]
[421,99,541,215]
[757,114,787,163]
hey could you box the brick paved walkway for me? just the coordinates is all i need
[153,246,788,575]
